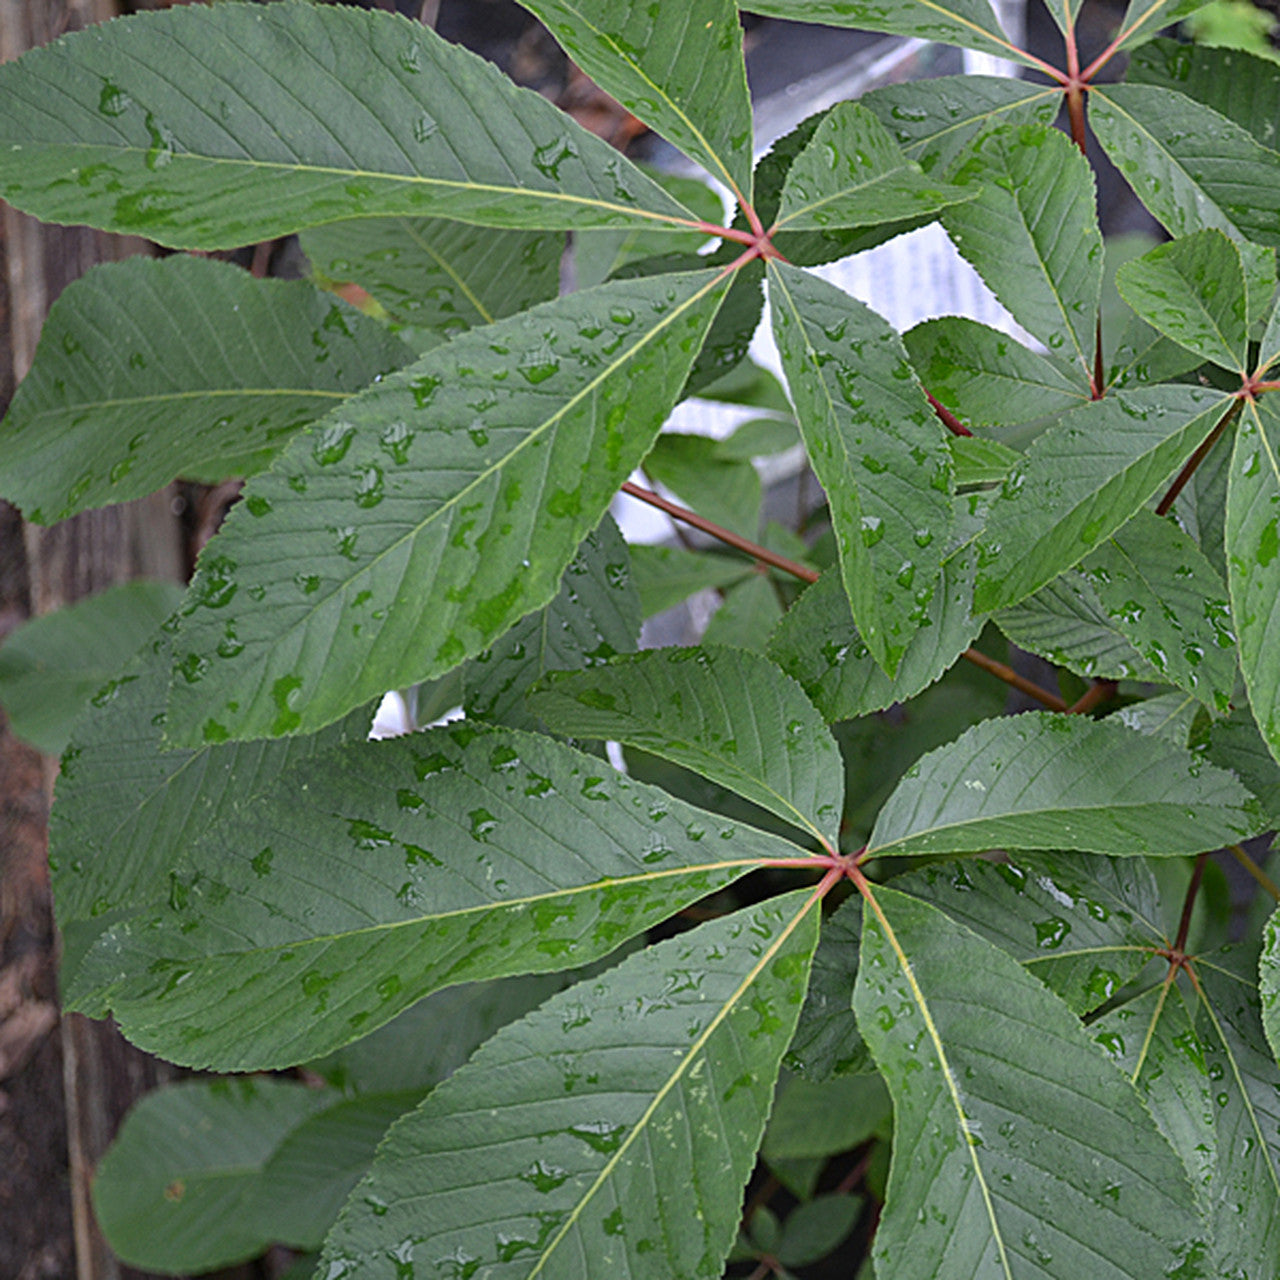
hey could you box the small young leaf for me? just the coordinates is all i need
[1227,394,1280,765]
[519,0,754,202]
[974,385,1233,611]
[165,268,729,747]
[303,217,561,334]
[775,102,975,233]
[769,262,953,677]
[762,1074,890,1162]
[0,256,411,523]
[530,646,844,847]
[1115,230,1250,373]
[776,1194,863,1268]
[1090,85,1280,249]
[463,516,640,733]
[994,571,1155,681]
[703,573,785,652]
[0,4,697,246]
[740,0,1037,68]
[75,725,809,1069]
[905,316,1090,428]
[1078,508,1237,712]
[856,887,1206,1280]
[0,580,182,756]
[321,891,819,1280]
[92,1078,335,1273]
[941,122,1103,378]
[626,544,754,618]
[865,712,1264,859]
[715,416,800,461]
[1127,35,1280,150]
[643,432,762,539]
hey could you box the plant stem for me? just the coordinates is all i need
[618,485,1070,711]
[1228,843,1280,902]
[1154,402,1240,516]
[1172,852,1208,956]
[1066,679,1116,715]
[926,391,972,438]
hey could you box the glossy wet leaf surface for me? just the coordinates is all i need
[321,892,819,1280]
[1227,394,1280,765]
[974,386,1233,611]
[0,256,411,523]
[165,268,728,746]
[0,4,697,247]
[866,712,1263,859]
[857,887,1207,1280]
[769,262,953,676]
[71,724,809,1069]
[531,645,843,847]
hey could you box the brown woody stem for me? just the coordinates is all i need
[1155,402,1240,516]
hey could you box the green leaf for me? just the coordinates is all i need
[905,317,1091,429]
[92,1077,335,1273]
[703,571,785,651]
[1127,36,1280,149]
[1262,908,1280,1063]
[518,0,753,202]
[1096,951,1280,1277]
[769,261,953,677]
[643,432,762,539]
[767,545,981,725]
[774,102,976,232]
[52,633,373,1001]
[1115,230,1250,373]
[626,544,754,618]
[993,572,1155,681]
[530,646,844,847]
[762,1073,890,1161]
[785,895,870,1081]
[321,891,819,1280]
[1078,508,1237,712]
[0,4,698,249]
[1202,702,1280,829]
[860,76,1062,177]
[0,580,182,756]
[1090,85,1280,249]
[856,886,1206,1280]
[165,267,729,747]
[974,385,1233,611]
[1228,394,1280,765]
[941,123,1103,377]
[75,724,808,1069]
[776,1194,862,1267]
[739,0,1038,68]
[1041,0,1086,36]
[898,854,1164,1014]
[949,436,1025,488]
[0,256,411,523]
[463,516,641,733]
[303,217,561,335]
[715,416,800,461]
[1108,691,1201,745]
[865,711,1264,859]
[1111,0,1221,52]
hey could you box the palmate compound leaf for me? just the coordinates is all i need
[321,890,819,1280]
[517,0,753,204]
[0,256,412,524]
[856,887,1208,1280]
[1090,85,1280,250]
[1094,950,1280,1278]
[1114,230,1250,374]
[940,122,1103,380]
[528,646,844,847]
[69,723,815,1070]
[1228,394,1280,766]
[0,3,700,250]
[302,218,562,337]
[864,712,1264,860]
[773,102,976,233]
[52,632,374,999]
[973,385,1233,611]
[164,267,730,748]
[739,0,1038,69]
[768,261,953,678]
